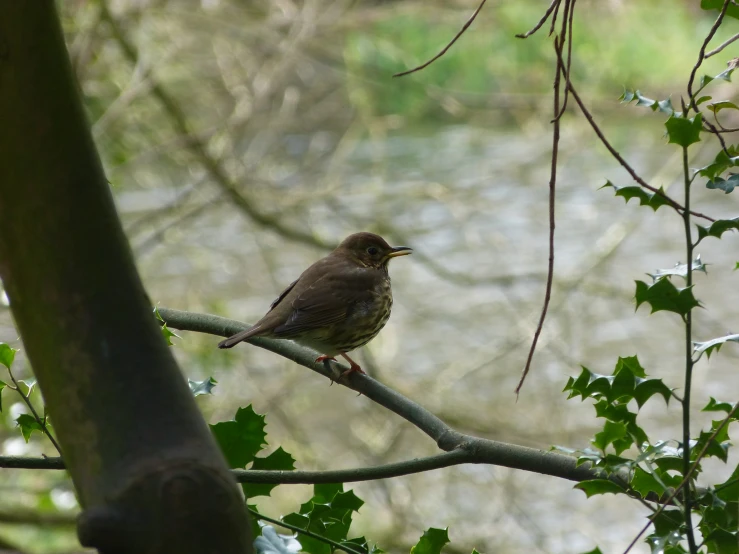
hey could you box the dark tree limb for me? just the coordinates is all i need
[0,3,252,552]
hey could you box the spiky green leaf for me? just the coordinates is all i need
[574,479,625,498]
[210,406,267,468]
[635,279,700,316]
[696,218,739,241]
[665,113,702,147]
[601,181,671,212]
[15,414,44,443]
[243,447,296,498]
[411,528,450,554]
[0,343,17,369]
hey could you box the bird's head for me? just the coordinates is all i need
[335,232,412,269]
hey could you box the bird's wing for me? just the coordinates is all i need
[272,272,373,337]
[268,278,299,312]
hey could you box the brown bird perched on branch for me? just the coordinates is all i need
[218,232,412,376]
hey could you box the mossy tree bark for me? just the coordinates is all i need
[0,3,252,552]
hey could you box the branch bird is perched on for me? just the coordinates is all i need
[218,232,412,375]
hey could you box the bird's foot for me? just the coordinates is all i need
[339,353,366,378]
[315,355,337,365]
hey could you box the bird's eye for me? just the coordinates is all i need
[366,246,379,256]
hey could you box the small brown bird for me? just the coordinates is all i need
[218,232,412,375]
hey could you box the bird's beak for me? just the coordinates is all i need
[386,246,413,258]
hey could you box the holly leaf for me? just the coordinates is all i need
[188,377,217,396]
[692,420,731,463]
[592,421,630,454]
[0,343,18,369]
[703,529,738,554]
[696,218,739,243]
[154,306,180,346]
[694,334,739,359]
[210,406,267,468]
[243,447,296,498]
[634,279,700,316]
[15,414,44,443]
[631,466,668,498]
[701,0,739,19]
[696,146,739,180]
[411,528,450,554]
[620,90,674,114]
[648,256,706,281]
[574,479,625,498]
[703,397,738,417]
[601,181,670,211]
[282,484,367,554]
[707,100,739,113]
[665,113,702,147]
[707,174,739,194]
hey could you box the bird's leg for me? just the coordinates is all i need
[315,355,338,385]
[339,353,366,377]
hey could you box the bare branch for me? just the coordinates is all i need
[516,0,560,39]
[704,31,739,58]
[393,0,488,78]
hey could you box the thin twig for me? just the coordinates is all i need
[704,31,739,58]
[622,401,739,554]
[680,146,698,553]
[563,78,715,222]
[393,0,488,78]
[687,0,732,106]
[6,368,62,455]
[551,0,575,122]
[516,0,560,38]
[248,507,364,554]
[515,27,564,397]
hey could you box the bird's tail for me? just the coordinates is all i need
[218,326,262,349]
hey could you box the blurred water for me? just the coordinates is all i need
[118,116,739,553]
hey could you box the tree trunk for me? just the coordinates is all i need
[0,2,252,552]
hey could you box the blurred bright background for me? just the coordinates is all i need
[1,0,738,552]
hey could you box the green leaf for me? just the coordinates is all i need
[634,279,700,317]
[707,100,739,113]
[579,549,604,554]
[564,357,669,409]
[0,380,5,413]
[701,0,739,19]
[620,90,674,115]
[697,145,739,179]
[154,306,180,346]
[631,466,668,498]
[703,529,738,554]
[15,414,44,443]
[243,447,296,498]
[210,406,266,468]
[707,174,739,194]
[574,479,625,498]
[694,334,739,359]
[0,343,18,369]
[692,420,731,462]
[601,181,670,212]
[411,528,450,554]
[696,218,739,241]
[188,377,217,396]
[592,421,629,454]
[665,113,702,147]
[648,256,706,281]
[703,397,738,416]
